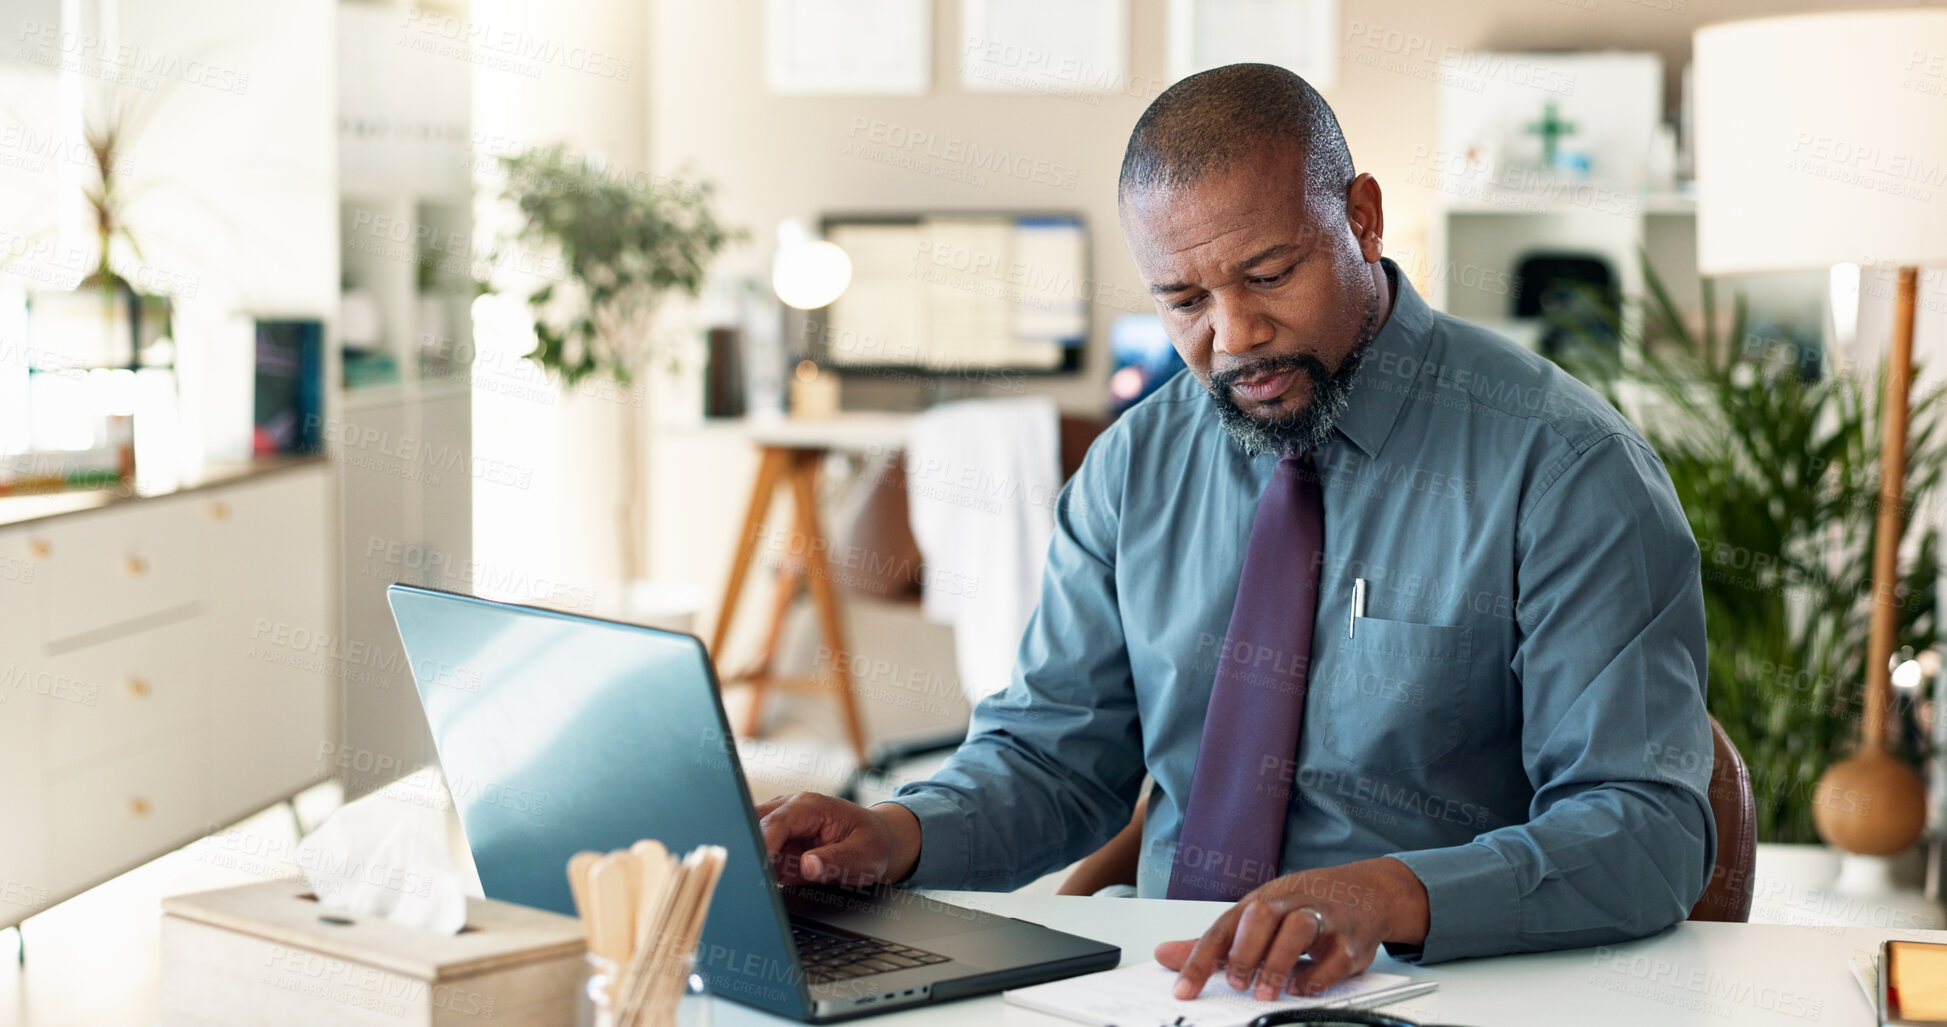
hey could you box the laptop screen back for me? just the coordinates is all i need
[387,585,808,1017]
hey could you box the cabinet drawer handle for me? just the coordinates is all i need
[128,797,151,817]
[126,677,151,699]
[125,556,148,576]
[209,501,231,521]
[28,539,50,558]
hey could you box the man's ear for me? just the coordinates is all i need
[1346,173,1385,264]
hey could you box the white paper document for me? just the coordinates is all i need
[1005,960,1436,1027]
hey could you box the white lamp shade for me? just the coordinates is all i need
[771,240,853,310]
[1694,10,1947,274]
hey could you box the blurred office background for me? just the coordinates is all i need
[2,1,1946,1022]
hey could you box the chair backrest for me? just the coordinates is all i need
[1687,715,1756,922]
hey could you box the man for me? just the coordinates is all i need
[758,63,1714,1002]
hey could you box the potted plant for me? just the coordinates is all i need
[1558,262,1942,846]
[493,145,741,589]
[9,87,174,371]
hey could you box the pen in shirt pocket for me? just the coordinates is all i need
[1349,577,1367,638]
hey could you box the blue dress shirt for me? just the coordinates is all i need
[887,259,1716,963]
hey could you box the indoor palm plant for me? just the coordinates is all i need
[1559,263,1942,843]
[6,84,174,366]
[494,145,741,583]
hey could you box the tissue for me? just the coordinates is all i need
[296,780,471,935]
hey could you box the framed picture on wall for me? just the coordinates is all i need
[960,0,1129,96]
[1167,0,1339,89]
[765,0,931,95]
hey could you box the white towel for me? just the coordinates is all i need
[903,397,1062,703]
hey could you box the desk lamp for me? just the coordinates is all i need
[771,219,851,418]
[1695,11,1947,873]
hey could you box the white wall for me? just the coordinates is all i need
[467,0,654,606]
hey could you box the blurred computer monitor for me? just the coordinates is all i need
[814,213,1087,374]
[1108,314,1183,416]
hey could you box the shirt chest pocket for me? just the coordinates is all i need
[1313,617,1474,776]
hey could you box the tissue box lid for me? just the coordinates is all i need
[161,878,584,983]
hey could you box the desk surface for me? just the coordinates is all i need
[708,890,1941,1026]
[673,412,914,452]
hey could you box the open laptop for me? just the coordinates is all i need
[386,584,1119,1021]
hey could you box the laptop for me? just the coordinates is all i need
[386,584,1120,1021]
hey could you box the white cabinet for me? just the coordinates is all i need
[205,469,335,823]
[0,461,333,927]
[41,497,204,645]
[336,381,470,800]
[0,527,51,921]
[45,629,209,769]
[47,735,209,898]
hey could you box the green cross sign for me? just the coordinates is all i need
[1525,101,1578,167]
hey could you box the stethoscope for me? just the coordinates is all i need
[1251,1009,1481,1027]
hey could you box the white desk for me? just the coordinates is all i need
[707,891,1945,1026]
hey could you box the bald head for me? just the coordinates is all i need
[1115,63,1389,457]
[1118,63,1354,213]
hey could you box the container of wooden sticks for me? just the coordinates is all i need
[569,841,728,1027]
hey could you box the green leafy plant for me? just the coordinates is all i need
[2,83,173,348]
[496,145,741,385]
[494,146,742,581]
[1560,261,1942,843]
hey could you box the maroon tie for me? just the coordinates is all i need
[1168,450,1323,900]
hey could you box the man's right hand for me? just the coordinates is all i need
[755,792,924,888]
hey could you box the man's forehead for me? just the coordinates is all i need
[1122,147,1309,218]
[1120,171,1320,281]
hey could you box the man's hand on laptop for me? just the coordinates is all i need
[756,792,924,888]
[1156,857,1430,1001]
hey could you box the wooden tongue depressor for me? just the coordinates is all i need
[567,850,601,926]
[619,849,706,1027]
[620,846,729,1027]
[618,856,694,1027]
[663,848,729,1018]
[567,842,729,1027]
[568,849,603,976]
[629,840,673,952]
[662,848,726,1011]
[589,851,639,1000]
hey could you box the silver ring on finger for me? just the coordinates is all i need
[1297,905,1325,935]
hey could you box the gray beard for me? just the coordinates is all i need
[1204,294,1381,456]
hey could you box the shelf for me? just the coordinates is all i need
[1436,187,1696,217]
[337,375,471,411]
[24,363,175,375]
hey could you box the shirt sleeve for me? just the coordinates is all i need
[1384,432,1716,963]
[884,423,1147,891]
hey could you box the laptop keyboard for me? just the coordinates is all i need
[791,922,950,984]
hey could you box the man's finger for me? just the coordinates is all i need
[802,833,884,888]
[1289,925,1370,997]
[1224,900,1280,993]
[1172,908,1240,1000]
[759,795,824,862]
[1154,938,1195,971]
[1257,909,1323,999]
[757,796,798,851]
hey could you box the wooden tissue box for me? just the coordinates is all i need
[160,878,585,1026]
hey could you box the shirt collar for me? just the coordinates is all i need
[1332,257,1433,459]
